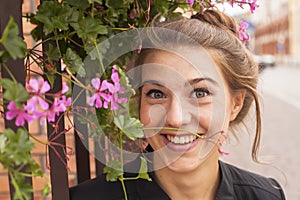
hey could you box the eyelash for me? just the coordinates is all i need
[191,88,212,98]
[145,88,212,99]
[145,89,166,99]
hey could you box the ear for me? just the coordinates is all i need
[230,90,246,121]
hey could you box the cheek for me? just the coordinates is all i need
[139,100,167,127]
[196,102,229,133]
[196,106,213,130]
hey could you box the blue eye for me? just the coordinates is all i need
[192,88,211,98]
[146,89,166,99]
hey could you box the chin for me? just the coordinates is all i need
[167,158,202,173]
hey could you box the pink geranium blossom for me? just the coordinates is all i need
[40,96,72,123]
[88,78,111,108]
[237,20,250,43]
[186,0,194,5]
[61,82,69,94]
[107,66,127,110]
[248,0,259,13]
[6,102,34,126]
[26,78,50,112]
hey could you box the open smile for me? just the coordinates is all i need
[166,134,197,144]
[160,133,206,152]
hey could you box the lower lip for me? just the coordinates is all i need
[161,135,201,152]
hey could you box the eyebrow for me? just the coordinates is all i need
[185,77,218,87]
[141,80,165,87]
[141,78,218,88]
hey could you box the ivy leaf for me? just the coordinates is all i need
[113,115,144,140]
[0,50,10,63]
[138,157,152,181]
[0,134,7,154]
[88,0,103,3]
[12,181,33,200]
[63,48,86,77]
[46,44,60,62]
[34,1,73,35]
[0,17,27,60]
[0,128,34,168]
[44,70,57,88]
[66,0,90,9]
[104,160,123,182]
[75,17,108,42]
[42,182,51,197]
[106,0,132,9]
[0,78,29,103]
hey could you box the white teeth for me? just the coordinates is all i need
[166,135,197,144]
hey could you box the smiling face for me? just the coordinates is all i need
[138,48,243,172]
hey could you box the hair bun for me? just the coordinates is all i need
[191,10,238,37]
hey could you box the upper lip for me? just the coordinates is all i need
[160,132,201,137]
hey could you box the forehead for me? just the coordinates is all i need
[140,48,222,84]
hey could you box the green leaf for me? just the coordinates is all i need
[66,0,90,9]
[30,24,43,41]
[0,51,10,63]
[75,17,108,42]
[113,115,144,140]
[42,182,51,197]
[138,157,152,181]
[63,48,86,77]
[0,128,34,168]
[104,160,123,182]
[0,17,27,60]
[0,134,7,154]
[34,1,73,35]
[88,0,103,3]
[44,71,56,88]
[106,0,132,9]
[0,78,29,103]
[46,44,60,62]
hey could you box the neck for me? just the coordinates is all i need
[153,151,220,200]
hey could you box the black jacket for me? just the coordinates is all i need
[70,159,285,200]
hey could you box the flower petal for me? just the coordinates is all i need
[91,78,101,90]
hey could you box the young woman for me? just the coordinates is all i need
[70,10,286,200]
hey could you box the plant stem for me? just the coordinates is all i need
[119,177,128,200]
[65,67,91,91]
[9,170,24,200]
[142,127,206,139]
[2,63,17,82]
[29,133,49,146]
[118,130,129,200]
[93,41,107,78]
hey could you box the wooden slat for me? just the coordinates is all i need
[0,0,33,199]
[94,139,106,176]
[73,83,91,183]
[42,45,70,200]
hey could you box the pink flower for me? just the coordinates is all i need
[88,78,111,108]
[248,0,259,13]
[26,78,50,112]
[6,101,34,126]
[61,82,69,94]
[186,0,194,5]
[237,20,250,43]
[107,66,127,110]
[40,96,72,123]
[130,9,136,19]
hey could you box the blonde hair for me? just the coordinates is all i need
[134,10,261,162]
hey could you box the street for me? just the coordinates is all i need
[221,63,300,200]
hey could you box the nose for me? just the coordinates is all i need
[165,96,191,128]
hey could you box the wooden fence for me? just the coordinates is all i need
[0,0,104,199]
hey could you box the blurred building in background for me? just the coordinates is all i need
[251,0,300,63]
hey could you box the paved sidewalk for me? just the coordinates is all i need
[221,65,300,200]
